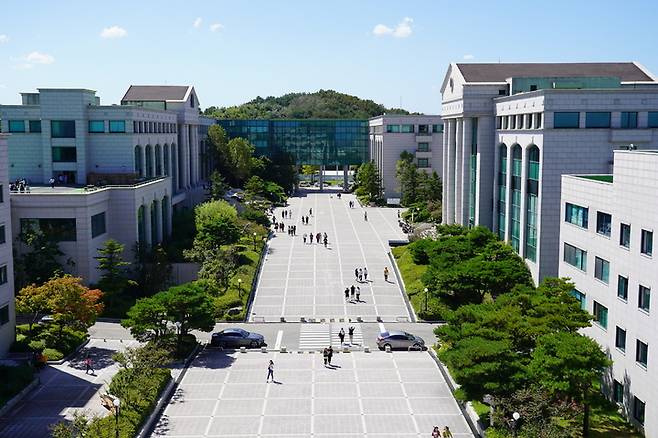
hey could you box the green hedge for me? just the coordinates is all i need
[0,365,34,408]
[11,324,87,361]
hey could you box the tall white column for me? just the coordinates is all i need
[181,125,190,188]
[446,120,456,224]
[476,116,495,229]
[192,125,200,185]
[442,125,449,223]
[461,118,473,226]
[454,119,463,225]
[140,146,147,177]
[150,146,157,178]
[504,145,513,242]
[518,145,528,259]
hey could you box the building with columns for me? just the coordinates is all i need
[368,115,443,200]
[0,134,15,357]
[559,150,658,436]
[0,86,210,284]
[440,62,658,283]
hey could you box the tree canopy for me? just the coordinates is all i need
[354,161,382,204]
[204,90,414,119]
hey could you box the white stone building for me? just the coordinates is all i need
[559,150,658,436]
[0,135,15,357]
[0,86,211,284]
[440,62,658,282]
[368,115,443,201]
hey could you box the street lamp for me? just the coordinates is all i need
[424,287,429,312]
[509,411,521,437]
[411,206,419,223]
[113,397,121,438]
[237,278,242,298]
[252,232,257,251]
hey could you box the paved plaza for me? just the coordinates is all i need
[0,339,138,438]
[151,350,473,438]
[251,192,411,322]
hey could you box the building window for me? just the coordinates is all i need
[638,285,651,312]
[497,144,507,241]
[29,120,42,133]
[613,380,624,404]
[417,158,429,168]
[510,145,522,252]
[615,327,626,352]
[571,289,586,310]
[618,275,628,300]
[633,397,646,424]
[386,124,400,133]
[641,229,653,256]
[400,124,414,133]
[565,203,588,228]
[525,146,539,261]
[109,120,126,133]
[432,124,444,133]
[8,120,26,133]
[525,114,532,129]
[620,223,631,248]
[554,112,580,128]
[0,185,3,203]
[593,301,608,329]
[535,113,543,129]
[636,340,648,368]
[91,212,106,238]
[20,218,77,242]
[648,111,658,128]
[596,212,611,237]
[510,116,516,130]
[417,142,429,152]
[88,120,105,133]
[620,111,638,129]
[418,124,429,134]
[0,224,4,244]
[502,117,508,130]
[594,257,610,284]
[0,265,6,285]
[51,120,76,138]
[564,243,587,271]
[0,304,8,325]
[52,147,77,163]
[586,112,611,128]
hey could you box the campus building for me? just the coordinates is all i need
[559,150,658,436]
[0,135,15,357]
[368,115,443,200]
[440,62,658,282]
[0,86,212,284]
[217,119,368,186]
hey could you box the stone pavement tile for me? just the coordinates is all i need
[251,287,285,296]
[264,398,311,415]
[314,368,356,383]
[408,397,461,414]
[221,383,267,399]
[414,413,472,434]
[313,397,360,415]
[314,382,359,398]
[253,296,286,306]
[404,382,453,398]
[34,385,97,403]
[183,370,228,385]
[10,399,67,417]
[0,420,54,438]
[399,368,446,382]
[314,414,364,434]
[375,295,408,306]
[250,306,281,316]
[215,399,264,415]
[394,355,438,369]
[260,415,311,435]
[153,415,210,436]
[315,295,346,305]
[271,369,313,382]
[164,399,216,416]
[283,296,315,306]
[359,382,405,398]
[353,356,396,368]
[356,368,399,382]
[315,305,347,315]
[281,305,314,315]
[206,415,260,436]
[267,383,312,398]
[364,414,417,434]
[361,397,410,415]
[227,369,274,382]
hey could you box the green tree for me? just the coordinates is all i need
[121,295,171,343]
[45,275,104,339]
[245,175,267,198]
[301,165,319,183]
[420,171,442,202]
[14,226,70,290]
[113,343,171,375]
[354,161,382,204]
[95,239,134,307]
[196,247,240,292]
[260,152,298,193]
[207,125,229,173]
[396,151,419,205]
[161,283,215,354]
[208,170,228,200]
[134,243,172,297]
[529,332,611,437]
[227,137,255,185]
[192,200,241,248]
[15,283,52,333]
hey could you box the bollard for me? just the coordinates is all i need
[261,346,267,353]
[280,346,287,353]
[300,317,306,323]
[240,346,247,353]
[280,317,286,323]
[364,346,371,353]
[343,346,350,353]
[385,345,392,353]
[356,316,363,323]
[376,316,383,322]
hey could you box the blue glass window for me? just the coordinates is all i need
[432,124,444,133]
[648,112,658,128]
[386,124,400,133]
[593,301,608,328]
[417,142,429,152]
[565,203,588,228]
[109,120,126,133]
[586,112,611,128]
[554,112,579,128]
[91,212,106,238]
[618,275,628,300]
[639,285,650,312]
[88,120,105,133]
[52,147,77,163]
[51,120,76,138]
[8,120,25,133]
[641,229,653,256]
[620,112,638,129]
[571,289,586,310]
[29,120,42,133]
[636,341,648,368]
[417,158,429,168]
[400,124,414,133]
[596,211,612,237]
[564,243,587,271]
[595,257,610,283]
[615,327,626,352]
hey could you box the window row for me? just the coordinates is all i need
[6,120,42,133]
[616,275,651,312]
[133,120,177,134]
[554,111,658,129]
[19,213,107,242]
[385,123,444,134]
[88,120,127,133]
[612,380,645,425]
[496,113,543,130]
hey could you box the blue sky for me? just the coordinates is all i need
[1,0,658,114]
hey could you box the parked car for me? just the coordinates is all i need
[376,331,425,350]
[211,328,266,348]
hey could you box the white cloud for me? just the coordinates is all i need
[209,23,224,32]
[0,34,8,44]
[25,51,55,64]
[463,54,474,60]
[100,25,127,39]
[372,17,413,38]
[193,17,203,28]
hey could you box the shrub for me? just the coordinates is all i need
[0,365,34,407]
[240,208,271,227]
[42,348,64,361]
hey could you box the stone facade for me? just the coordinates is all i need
[0,135,14,357]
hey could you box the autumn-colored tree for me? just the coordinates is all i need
[42,275,104,337]
[15,283,52,333]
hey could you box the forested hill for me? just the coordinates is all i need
[203,90,415,119]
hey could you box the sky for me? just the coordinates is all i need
[1,0,658,114]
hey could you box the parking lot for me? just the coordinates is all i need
[151,349,473,437]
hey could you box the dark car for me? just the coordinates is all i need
[376,330,425,350]
[211,328,266,348]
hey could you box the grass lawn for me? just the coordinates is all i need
[585,390,641,437]
[0,365,34,408]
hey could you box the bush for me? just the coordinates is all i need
[240,208,271,227]
[42,348,64,361]
[10,324,87,360]
[0,365,34,407]
[215,295,243,317]
[408,239,437,265]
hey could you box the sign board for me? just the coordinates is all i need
[386,198,401,205]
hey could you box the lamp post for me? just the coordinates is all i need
[510,411,521,437]
[411,207,419,223]
[424,287,429,312]
[175,321,182,356]
[252,232,257,251]
[113,397,121,438]
[237,278,242,298]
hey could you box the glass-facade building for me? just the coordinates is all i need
[216,119,369,166]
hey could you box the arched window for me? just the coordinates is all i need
[155,145,162,176]
[134,145,142,176]
[151,201,158,244]
[525,145,540,262]
[510,144,522,252]
[163,144,169,176]
[145,145,153,178]
[137,205,146,246]
[171,144,178,190]
[162,196,169,239]
[497,144,507,240]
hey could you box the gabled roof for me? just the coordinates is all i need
[121,85,192,102]
[455,62,654,83]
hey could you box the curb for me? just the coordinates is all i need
[245,230,272,321]
[46,338,90,365]
[0,377,39,418]
[427,348,483,438]
[387,251,418,323]
[136,343,202,438]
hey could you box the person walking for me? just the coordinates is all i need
[442,426,453,438]
[363,267,368,281]
[348,326,355,345]
[350,285,355,300]
[323,347,329,366]
[303,233,307,244]
[432,426,440,438]
[338,328,345,345]
[266,360,275,382]
[84,352,94,375]
[354,268,359,280]
[364,211,368,221]
[309,208,313,216]
[327,346,333,365]
[384,267,390,282]
[49,177,55,189]
[358,268,363,282]
[356,286,361,302]
[323,235,328,248]
[344,287,350,300]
